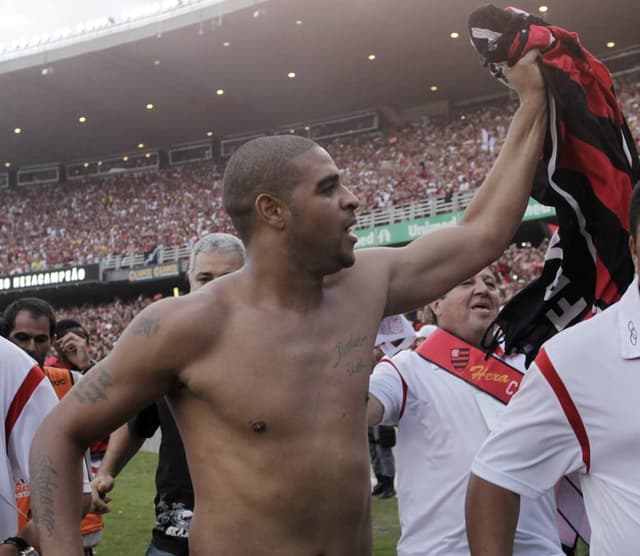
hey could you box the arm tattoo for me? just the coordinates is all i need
[129,316,159,337]
[72,363,113,404]
[30,452,58,536]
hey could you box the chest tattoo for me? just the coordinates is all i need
[333,334,367,369]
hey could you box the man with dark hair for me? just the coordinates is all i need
[46,319,95,373]
[93,233,245,556]
[31,52,547,556]
[3,299,104,555]
[3,298,56,367]
[466,185,640,555]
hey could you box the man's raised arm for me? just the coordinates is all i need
[372,50,548,316]
[465,473,520,556]
[28,298,200,555]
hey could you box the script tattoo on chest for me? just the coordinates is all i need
[346,360,368,375]
[30,452,58,536]
[334,334,368,375]
[72,364,113,404]
[130,316,159,337]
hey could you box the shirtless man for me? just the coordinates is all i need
[29,51,547,556]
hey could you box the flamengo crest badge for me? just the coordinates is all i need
[450,347,470,371]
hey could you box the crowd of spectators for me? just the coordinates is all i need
[1,70,638,276]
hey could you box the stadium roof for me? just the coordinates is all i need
[1,0,638,169]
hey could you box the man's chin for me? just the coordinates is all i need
[338,251,356,269]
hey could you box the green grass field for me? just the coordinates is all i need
[97,451,400,555]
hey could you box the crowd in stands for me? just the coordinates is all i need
[1,71,638,276]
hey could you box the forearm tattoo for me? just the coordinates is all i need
[30,452,58,536]
[72,363,113,404]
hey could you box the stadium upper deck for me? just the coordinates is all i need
[0,0,638,170]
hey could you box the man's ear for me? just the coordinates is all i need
[255,193,287,231]
[630,235,639,274]
[430,299,442,320]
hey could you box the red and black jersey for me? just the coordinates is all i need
[469,5,640,365]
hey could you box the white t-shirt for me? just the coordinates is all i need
[0,337,59,538]
[472,277,640,556]
[370,347,562,556]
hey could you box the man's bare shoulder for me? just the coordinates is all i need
[119,281,235,356]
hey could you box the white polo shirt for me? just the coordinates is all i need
[0,337,59,538]
[370,347,562,556]
[472,277,640,556]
